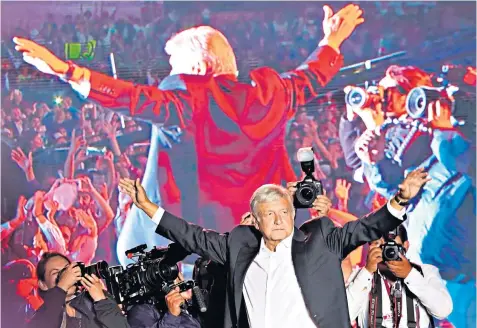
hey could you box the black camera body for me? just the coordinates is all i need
[381,241,405,262]
[294,147,324,208]
[56,261,109,286]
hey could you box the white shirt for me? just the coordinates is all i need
[346,265,453,328]
[152,201,406,327]
[243,230,316,328]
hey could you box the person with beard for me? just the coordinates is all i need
[346,225,452,327]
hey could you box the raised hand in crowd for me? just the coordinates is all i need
[334,179,351,212]
[11,147,35,181]
[1,195,28,241]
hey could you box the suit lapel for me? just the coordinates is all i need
[233,245,260,320]
[291,228,309,291]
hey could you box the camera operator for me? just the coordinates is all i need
[26,252,128,328]
[346,225,453,327]
[127,271,201,328]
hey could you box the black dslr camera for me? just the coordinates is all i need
[380,230,405,261]
[56,261,109,286]
[293,147,324,208]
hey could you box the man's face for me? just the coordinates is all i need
[39,256,75,295]
[254,198,294,243]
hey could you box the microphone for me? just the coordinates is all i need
[192,286,207,313]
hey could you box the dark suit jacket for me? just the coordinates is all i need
[155,205,405,328]
[86,46,343,230]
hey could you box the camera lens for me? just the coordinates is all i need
[384,247,397,260]
[84,261,109,279]
[300,187,315,201]
[144,259,179,290]
[406,87,426,119]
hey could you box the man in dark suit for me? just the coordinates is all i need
[118,167,431,328]
[14,4,363,236]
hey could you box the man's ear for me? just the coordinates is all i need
[403,240,410,251]
[253,216,260,230]
[38,280,48,291]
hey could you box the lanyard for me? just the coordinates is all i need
[383,278,403,328]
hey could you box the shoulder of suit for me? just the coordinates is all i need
[300,216,334,232]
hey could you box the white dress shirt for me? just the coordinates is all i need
[151,201,406,327]
[243,230,316,328]
[346,265,453,328]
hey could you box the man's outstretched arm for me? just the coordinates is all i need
[118,178,228,265]
[323,168,431,259]
[13,37,190,126]
[253,5,364,113]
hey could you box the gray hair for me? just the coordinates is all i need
[250,184,294,220]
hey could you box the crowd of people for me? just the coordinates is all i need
[1,1,475,328]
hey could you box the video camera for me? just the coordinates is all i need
[58,243,207,312]
[293,147,324,208]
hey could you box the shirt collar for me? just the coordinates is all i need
[259,229,294,253]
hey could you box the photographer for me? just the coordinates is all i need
[27,252,129,328]
[127,271,201,328]
[346,226,453,327]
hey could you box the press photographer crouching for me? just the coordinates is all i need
[127,270,202,328]
[346,226,453,328]
[108,243,205,328]
[26,252,128,328]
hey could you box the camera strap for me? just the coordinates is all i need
[369,273,383,328]
[368,272,424,328]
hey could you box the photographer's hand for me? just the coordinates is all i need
[286,181,298,197]
[386,254,412,278]
[81,274,106,302]
[165,287,185,317]
[312,195,332,218]
[365,242,383,274]
[56,264,82,293]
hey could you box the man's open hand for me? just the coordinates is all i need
[13,37,68,76]
[119,178,150,209]
[322,4,365,50]
[398,167,431,201]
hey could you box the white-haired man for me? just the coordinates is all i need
[118,167,431,328]
[14,4,363,265]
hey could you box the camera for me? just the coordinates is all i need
[56,261,109,286]
[405,86,449,119]
[293,148,324,208]
[380,241,405,261]
[345,86,380,109]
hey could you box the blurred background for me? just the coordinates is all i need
[1,1,475,327]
